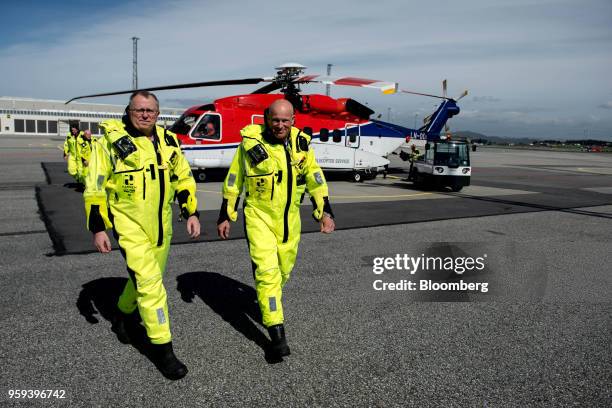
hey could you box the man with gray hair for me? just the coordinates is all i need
[83,91,200,380]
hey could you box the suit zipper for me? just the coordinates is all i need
[283,148,292,243]
[151,136,164,247]
[157,167,165,247]
[142,172,146,200]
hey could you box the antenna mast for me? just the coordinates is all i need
[132,37,139,89]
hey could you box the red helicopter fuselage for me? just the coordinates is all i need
[170,93,413,177]
[172,93,376,146]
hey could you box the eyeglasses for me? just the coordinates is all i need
[129,108,159,116]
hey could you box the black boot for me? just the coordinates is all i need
[111,312,130,344]
[111,309,141,344]
[150,342,188,380]
[268,324,291,358]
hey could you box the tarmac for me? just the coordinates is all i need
[0,134,610,407]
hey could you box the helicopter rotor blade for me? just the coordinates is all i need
[66,78,268,104]
[456,89,468,101]
[295,75,399,94]
[251,81,283,94]
[399,89,448,100]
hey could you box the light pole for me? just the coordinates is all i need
[132,37,139,90]
[326,63,333,96]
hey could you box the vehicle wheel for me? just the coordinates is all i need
[352,171,362,182]
[451,185,463,192]
[194,170,206,182]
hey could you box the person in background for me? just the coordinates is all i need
[76,129,95,185]
[63,122,82,181]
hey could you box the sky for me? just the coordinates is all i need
[1,0,611,140]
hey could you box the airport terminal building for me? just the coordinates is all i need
[0,97,182,137]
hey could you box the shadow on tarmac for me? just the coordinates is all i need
[176,271,283,364]
[77,277,128,325]
[76,277,196,377]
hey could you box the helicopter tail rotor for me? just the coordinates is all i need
[400,79,468,102]
[438,80,468,138]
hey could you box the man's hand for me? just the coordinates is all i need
[93,231,112,253]
[217,220,231,240]
[186,215,200,239]
[320,214,335,234]
[83,159,89,167]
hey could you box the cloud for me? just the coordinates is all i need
[472,96,501,103]
[598,101,612,110]
[0,0,611,139]
[161,98,215,108]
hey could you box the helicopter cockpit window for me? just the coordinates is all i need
[319,128,329,142]
[169,113,199,135]
[332,129,342,143]
[192,114,221,140]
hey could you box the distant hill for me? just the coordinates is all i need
[452,131,611,148]
[453,131,536,145]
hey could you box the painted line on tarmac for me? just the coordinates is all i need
[0,230,47,237]
[197,188,432,200]
[197,189,222,194]
[576,167,612,175]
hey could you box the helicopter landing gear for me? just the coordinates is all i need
[351,168,377,182]
[193,169,207,182]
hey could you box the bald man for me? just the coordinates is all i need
[217,99,335,359]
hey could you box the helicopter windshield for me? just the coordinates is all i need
[169,113,199,135]
[434,143,470,167]
[191,114,221,140]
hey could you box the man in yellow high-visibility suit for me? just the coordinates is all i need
[83,91,200,380]
[63,122,82,181]
[217,99,335,359]
[76,129,95,184]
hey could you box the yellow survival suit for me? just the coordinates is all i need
[76,133,95,184]
[83,118,198,344]
[64,130,82,180]
[220,124,333,328]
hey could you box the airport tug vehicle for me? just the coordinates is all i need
[398,80,471,191]
[409,138,471,192]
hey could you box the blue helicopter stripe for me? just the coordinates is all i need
[308,120,411,139]
[181,119,419,151]
[181,143,241,151]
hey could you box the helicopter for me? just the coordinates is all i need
[67,63,467,182]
